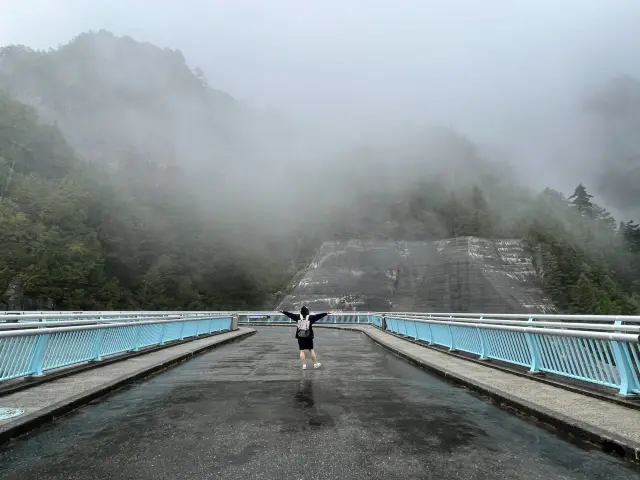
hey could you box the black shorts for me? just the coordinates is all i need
[297,337,314,351]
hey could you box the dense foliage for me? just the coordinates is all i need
[0,92,295,310]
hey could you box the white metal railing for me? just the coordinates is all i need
[387,311,640,323]
[384,316,640,333]
[0,314,217,330]
[0,312,232,331]
[0,311,229,322]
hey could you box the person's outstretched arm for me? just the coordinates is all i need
[309,312,331,324]
[280,310,299,321]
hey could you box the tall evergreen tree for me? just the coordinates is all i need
[568,183,594,217]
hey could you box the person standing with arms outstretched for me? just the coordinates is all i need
[280,306,330,370]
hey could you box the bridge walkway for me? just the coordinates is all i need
[0,326,636,479]
[341,325,640,442]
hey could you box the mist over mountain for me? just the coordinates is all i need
[1,27,640,314]
[0,31,321,309]
[581,76,640,218]
[0,30,521,232]
[0,31,315,223]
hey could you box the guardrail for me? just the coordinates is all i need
[0,311,228,324]
[386,312,640,324]
[3,309,640,396]
[384,315,640,396]
[0,315,232,382]
[0,315,225,331]
[237,312,383,327]
[384,315,640,333]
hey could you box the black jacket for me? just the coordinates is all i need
[281,311,328,339]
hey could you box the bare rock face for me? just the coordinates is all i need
[277,238,554,314]
[1,275,55,311]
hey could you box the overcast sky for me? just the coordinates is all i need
[2,1,640,192]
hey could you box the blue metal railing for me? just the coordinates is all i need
[0,315,232,382]
[3,309,640,396]
[385,315,640,396]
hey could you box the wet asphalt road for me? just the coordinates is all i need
[0,327,637,480]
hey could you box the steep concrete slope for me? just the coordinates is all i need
[277,238,554,313]
[277,240,403,312]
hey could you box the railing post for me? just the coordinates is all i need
[611,320,640,396]
[448,316,456,351]
[133,325,143,351]
[179,321,186,340]
[426,322,433,344]
[477,317,487,360]
[524,318,541,373]
[207,319,214,334]
[28,333,51,376]
[158,323,167,344]
[91,329,106,360]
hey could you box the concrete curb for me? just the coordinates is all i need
[0,328,256,445]
[318,324,640,465]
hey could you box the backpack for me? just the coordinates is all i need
[297,315,311,338]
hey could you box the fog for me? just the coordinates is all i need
[2,0,640,226]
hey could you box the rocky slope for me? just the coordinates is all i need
[277,238,554,313]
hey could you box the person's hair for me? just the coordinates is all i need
[300,305,309,318]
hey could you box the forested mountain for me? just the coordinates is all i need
[0,92,295,310]
[0,31,311,310]
[1,31,639,314]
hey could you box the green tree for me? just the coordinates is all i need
[568,183,594,217]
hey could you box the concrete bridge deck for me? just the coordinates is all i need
[0,327,638,479]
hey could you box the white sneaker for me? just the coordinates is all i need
[302,364,307,370]
[313,362,322,369]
